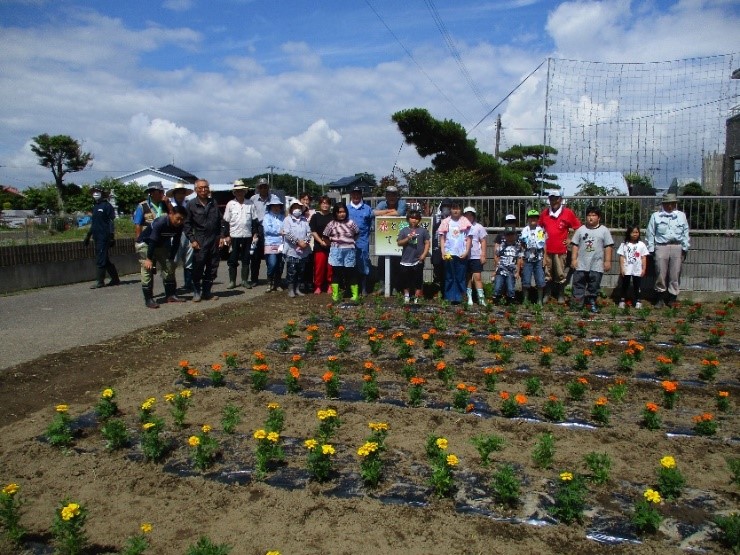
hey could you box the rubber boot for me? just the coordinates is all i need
[466,288,473,306]
[477,288,486,306]
[107,264,120,286]
[288,285,296,298]
[192,285,202,302]
[183,268,193,292]
[91,268,106,289]
[654,291,665,308]
[165,282,185,303]
[241,266,251,288]
[202,281,215,300]
[350,284,360,302]
[295,283,305,296]
[331,283,341,302]
[536,288,544,305]
[227,267,237,289]
[143,285,159,309]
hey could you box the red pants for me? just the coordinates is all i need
[313,250,333,292]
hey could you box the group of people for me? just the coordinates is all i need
[86,179,690,310]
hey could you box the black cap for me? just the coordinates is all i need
[351,186,363,194]
[440,198,452,207]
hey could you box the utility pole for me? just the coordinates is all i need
[267,165,277,187]
[494,114,502,159]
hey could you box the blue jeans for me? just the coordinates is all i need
[521,260,545,288]
[265,253,283,279]
[493,273,516,299]
[285,256,307,287]
[444,256,467,302]
[572,270,603,303]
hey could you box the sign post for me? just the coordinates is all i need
[373,216,433,297]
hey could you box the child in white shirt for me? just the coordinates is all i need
[616,225,649,309]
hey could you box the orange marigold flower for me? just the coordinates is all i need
[548,394,559,402]
[693,412,714,423]
[582,349,592,357]
[187,368,199,377]
[406,358,416,364]
[436,361,447,371]
[211,363,222,371]
[465,403,475,413]
[366,327,377,335]
[410,376,426,386]
[435,340,446,348]
[253,351,265,360]
[292,354,302,362]
[483,367,494,375]
[614,378,625,385]
[306,324,319,332]
[362,374,373,382]
[625,348,636,356]
[541,346,553,354]
[577,377,589,385]
[428,328,437,335]
[656,355,673,364]
[456,382,467,390]
[595,397,608,406]
[718,391,729,398]
[421,333,430,341]
[364,361,374,369]
[405,339,416,347]
[515,393,527,404]
[467,385,477,393]
[289,366,300,379]
[322,371,334,382]
[645,402,659,412]
[334,332,343,339]
[563,336,573,342]
[499,391,510,400]
[337,325,345,332]
[661,380,678,393]
[178,360,189,368]
[488,334,502,341]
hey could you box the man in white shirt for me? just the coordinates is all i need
[222,180,259,289]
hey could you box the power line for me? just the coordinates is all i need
[423,0,489,111]
[363,0,470,124]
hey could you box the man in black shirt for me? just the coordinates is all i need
[83,185,120,288]
[184,179,226,301]
[137,207,187,308]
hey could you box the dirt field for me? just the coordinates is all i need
[0,293,737,554]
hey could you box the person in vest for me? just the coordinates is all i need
[136,207,187,308]
[83,185,120,288]
[133,181,169,238]
[184,179,226,301]
[249,177,282,287]
[222,180,259,289]
[167,181,194,292]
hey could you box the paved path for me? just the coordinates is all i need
[0,263,267,370]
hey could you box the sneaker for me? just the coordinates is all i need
[249,281,259,288]
[192,290,202,302]
[655,299,665,308]
[635,301,642,309]
[314,288,322,295]
[467,298,473,306]
[618,301,626,309]
[478,298,487,307]
[145,298,160,309]
[404,296,410,304]
[590,302,599,313]
[166,295,186,303]
[413,297,420,304]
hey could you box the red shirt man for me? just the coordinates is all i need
[538,190,581,301]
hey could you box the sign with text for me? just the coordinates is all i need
[374,216,433,257]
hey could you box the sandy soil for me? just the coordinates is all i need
[0,294,737,554]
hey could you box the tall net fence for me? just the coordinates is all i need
[545,54,739,189]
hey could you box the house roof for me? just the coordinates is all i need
[327,174,375,192]
[1,185,25,196]
[116,165,199,185]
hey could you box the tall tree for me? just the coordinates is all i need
[30,134,93,212]
[391,108,530,195]
[498,144,558,193]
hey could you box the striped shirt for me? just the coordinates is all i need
[323,219,359,249]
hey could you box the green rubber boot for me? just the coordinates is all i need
[350,284,360,302]
[331,283,341,302]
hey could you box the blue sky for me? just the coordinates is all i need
[1,0,738,189]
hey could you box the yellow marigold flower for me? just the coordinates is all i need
[644,489,662,504]
[141,398,156,411]
[254,429,267,440]
[267,432,280,443]
[201,424,212,434]
[180,389,192,398]
[142,422,156,430]
[188,436,200,447]
[266,551,281,555]
[164,393,175,403]
[324,408,338,418]
[102,388,114,399]
[304,439,318,450]
[140,523,153,534]
[267,402,280,410]
[560,472,573,481]
[435,437,448,450]
[368,422,388,432]
[321,444,335,456]
[2,483,19,496]
[446,454,459,466]
[660,456,676,469]
[55,404,69,413]
[60,502,80,521]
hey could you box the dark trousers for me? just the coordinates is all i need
[443,256,467,303]
[94,236,118,278]
[286,256,307,287]
[399,263,424,293]
[572,270,603,303]
[228,237,252,270]
[619,275,642,302]
[249,224,265,283]
[193,240,220,291]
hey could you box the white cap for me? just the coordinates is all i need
[463,206,476,215]
[504,214,516,221]
[548,189,562,198]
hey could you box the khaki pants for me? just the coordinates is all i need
[654,244,683,296]
[544,253,568,284]
[136,242,176,289]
